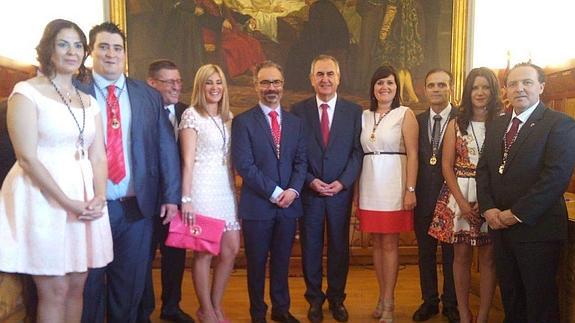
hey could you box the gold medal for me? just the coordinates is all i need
[369,132,376,143]
[111,118,120,129]
[498,164,504,174]
[429,156,437,165]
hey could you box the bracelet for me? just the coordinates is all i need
[181,195,192,204]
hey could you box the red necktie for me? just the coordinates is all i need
[505,117,521,147]
[269,110,281,158]
[106,85,126,184]
[320,103,330,146]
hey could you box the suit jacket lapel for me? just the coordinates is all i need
[505,103,546,167]
[254,107,277,155]
[421,110,431,156]
[492,114,510,172]
[307,98,325,150]
[325,98,344,150]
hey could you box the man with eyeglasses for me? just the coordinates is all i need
[291,55,362,322]
[137,60,194,323]
[232,60,307,323]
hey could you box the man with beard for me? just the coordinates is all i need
[291,55,362,322]
[232,61,307,323]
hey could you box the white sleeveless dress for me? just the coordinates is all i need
[0,81,113,275]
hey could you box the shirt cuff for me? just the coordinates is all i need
[514,215,522,223]
[269,186,284,203]
[287,188,300,198]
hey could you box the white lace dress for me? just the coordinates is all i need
[0,81,113,275]
[179,107,239,231]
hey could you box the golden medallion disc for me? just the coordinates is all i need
[111,118,120,129]
[429,156,437,165]
[498,164,505,174]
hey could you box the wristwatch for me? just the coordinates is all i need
[181,195,192,204]
[407,186,415,193]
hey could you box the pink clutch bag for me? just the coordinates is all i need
[165,212,226,255]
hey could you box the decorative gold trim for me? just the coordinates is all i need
[109,0,128,73]
[451,0,469,105]
[109,0,469,88]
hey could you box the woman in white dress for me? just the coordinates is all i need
[358,65,418,322]
[179,64,240,323]
[0,19,112,322]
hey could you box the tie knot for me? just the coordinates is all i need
[433,114,442,121]
[107,85,116,95]
[269,110,278,119]
[320,103,329,111]
[512,117,521,125]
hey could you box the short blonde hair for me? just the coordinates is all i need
[190,64,231,122]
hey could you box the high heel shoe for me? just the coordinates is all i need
[372,298,384,318]
[196,309,218,323]
[379,299,394,323]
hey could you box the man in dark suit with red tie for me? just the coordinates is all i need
[139,60,194,323]
[291,55,362,322]
[477,62,575,323]
[232,61,307,323]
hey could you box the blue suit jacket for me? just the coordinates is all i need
[291,96,362,198]
[76,76,181,218]
[231,105,307,220]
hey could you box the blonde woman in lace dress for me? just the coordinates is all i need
[179,64,240,323]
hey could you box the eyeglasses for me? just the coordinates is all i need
[155,78,183,86]
[258,79,284,88]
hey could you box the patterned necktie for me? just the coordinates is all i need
[106,85,126,184]
[269,110,281,158]
[320,103,330,146]
[505,117,521,147]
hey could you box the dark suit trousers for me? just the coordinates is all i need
[242,217,297,319]
[414,214,456,307]
[81,198,153,323]
[300,194,351,305]
[139,213,187,320]
[492,233,561,323]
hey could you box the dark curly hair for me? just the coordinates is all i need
[35,19,89,81]
[369,65,401,111]
[457,67,502,135]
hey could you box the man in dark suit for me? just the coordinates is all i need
[78,22,181,323]
[291,55,362,322]
[0,99,16,182]
[476,62,575,323]
[138,60,193,323]
[232,61,307,323]
[413,69,459,322]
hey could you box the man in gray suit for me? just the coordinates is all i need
[78,22,181,323]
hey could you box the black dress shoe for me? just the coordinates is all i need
[160,308,195,323]
[412,302,439,321]
[328,303,349,322]
[442,306,460,323]
[270,311,300,323]
[307,303,323,322]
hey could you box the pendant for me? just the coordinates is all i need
[498,164,505,174]
[429,156,437,165]
[111,118,120,129]
[369,132,376,143]
[75,146,86,160]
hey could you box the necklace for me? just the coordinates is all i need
[369,109,391,143]
[428,115,449,165]
[95,81,126,129]
[49,78,86,160]
[469,121,484,157]
[499,120,520,174]
[204,107,228,165]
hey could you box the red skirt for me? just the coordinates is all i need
[358,209,413,233]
